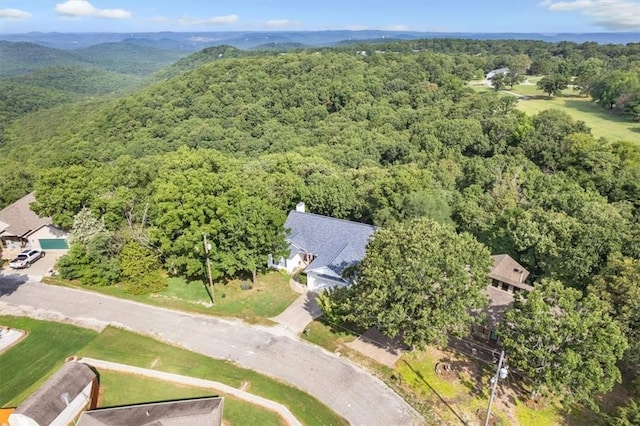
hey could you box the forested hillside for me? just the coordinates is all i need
[0,40,187,78]
[1,39,639,419]
[2,47,636,284]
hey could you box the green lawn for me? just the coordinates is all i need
[1,317,346,425]
[98,371,284,426]
[0,316,98,407]
[78,326,347,426]
[515,399,562,426]
[512,89,639,143]
[301,318,357,351]
[397,349,511,425]
[467,79,640,143]
[44,271,298,324]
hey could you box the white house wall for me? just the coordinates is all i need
[50,381,94,426]
[7,414,38,426]
[269,253,305,274]
[27,225,68,250]
[307,272,348,292]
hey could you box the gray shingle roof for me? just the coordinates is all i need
[284,211,376,279]
[13,361,97,425]
[0,192,52,237]
[77,397,224,426]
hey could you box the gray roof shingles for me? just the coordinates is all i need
[77,397,224,426]
[0,192,52,237]
[284,211,376,278]
[13,361,97,426]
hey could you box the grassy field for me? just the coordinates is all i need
[44,271,298,324]
[0,316,98,407]
[98,371,284,426]
[78,326,347,426]
[302,318,357,351]
[467,79,640,143]
[397,349,513,425]
[1,317,346,425]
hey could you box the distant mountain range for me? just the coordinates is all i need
[1,30,638,51]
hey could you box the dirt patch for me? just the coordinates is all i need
[426,346,522,425]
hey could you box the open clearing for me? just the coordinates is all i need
[468,79,640,143]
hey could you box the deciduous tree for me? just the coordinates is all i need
[499,280,627,409]
[336,218,492,348]
[536,74,569,97]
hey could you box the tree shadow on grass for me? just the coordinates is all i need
[561,99,638,124]
[402,359,469,425]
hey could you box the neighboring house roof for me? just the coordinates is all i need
[489,254,533,291]
[77,397,224,426]
[284,210,376,280]
[13,361,97,426]
[486,67,509,79]
[0,192,52,238]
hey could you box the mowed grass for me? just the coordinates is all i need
[44,271,298,324]
[301,318,357,352]
[98,371,284,426]
[514,93,640,143]
[78,326,347,426]
[0,316,98,407]
[467,79,640,143]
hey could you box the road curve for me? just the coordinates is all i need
[0,278,422,425]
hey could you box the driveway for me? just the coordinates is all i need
[271,291,322,333]
[1,250,66,279]
[0,279,422,425]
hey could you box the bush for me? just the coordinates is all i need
[123,270,167,295]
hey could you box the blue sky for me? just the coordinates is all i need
[1,0,639,33]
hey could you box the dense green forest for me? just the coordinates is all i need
[1,38,639,419]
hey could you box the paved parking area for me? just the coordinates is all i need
[271,291,322,333]
[1,250,67,279]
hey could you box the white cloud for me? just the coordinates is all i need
[178,14,239,26]
[0,8,32,19]
[266,19,300,28]
[540,0,640,29]
[384,24,410,31]
[55,0,131,19]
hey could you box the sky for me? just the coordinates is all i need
[0,0,639,34]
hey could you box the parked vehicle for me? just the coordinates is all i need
[9,249,45,269]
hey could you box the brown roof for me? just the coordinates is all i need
[0,192,52,238]
[488,254,532,291]
[77,397,224,426]
[13,361,97,425]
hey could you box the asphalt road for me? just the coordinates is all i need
[0,277,422,425]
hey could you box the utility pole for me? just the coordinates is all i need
[484,349,507,426]
[203,233,215,305]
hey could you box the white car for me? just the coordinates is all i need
[9,249,45,269]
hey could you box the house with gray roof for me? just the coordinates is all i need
[9,361,98,426]
[77,397,224,426]
[0,192,68,251]
[269,202,376,291]
[486,67,510,80]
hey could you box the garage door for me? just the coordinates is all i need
[39,239,69,249]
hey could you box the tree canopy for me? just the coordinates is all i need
[325,218,492,348]
[499,280,627,409]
